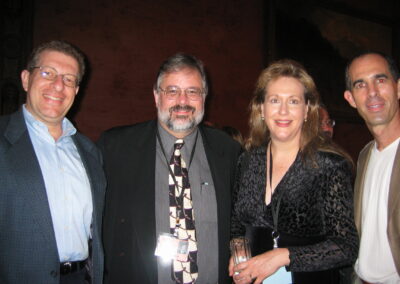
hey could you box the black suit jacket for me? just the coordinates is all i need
[0,110,106,284]
[98,120,241,284]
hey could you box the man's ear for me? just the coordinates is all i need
[397,78,400,99]
[344,90,357,109]
[153,89,159,107]
[21,70,30,92]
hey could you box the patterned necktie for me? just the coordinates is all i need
[169,139,198,284]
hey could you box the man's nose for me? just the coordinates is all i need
[51,75,65,91]
[176,91,190,103]
[367,82,378,97]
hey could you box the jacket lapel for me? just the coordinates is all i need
[73,135,105,238]
[131,121,158,282]
[354,141,373,234]
[388,142,400,222]
[387,142,400,273]
[73,134,106,282]
[4,111,58,251]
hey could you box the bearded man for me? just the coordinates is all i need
[98,53,241,284]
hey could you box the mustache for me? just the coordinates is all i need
[169,105,195,113]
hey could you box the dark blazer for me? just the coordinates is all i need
[0,110,106,284]
[98,120,241,284]
[354,141,400,275]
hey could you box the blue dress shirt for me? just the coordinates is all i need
[23,105,93,262]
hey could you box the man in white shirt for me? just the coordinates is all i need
[344,52,400,284]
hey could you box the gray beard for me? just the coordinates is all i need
[157,108,204,133]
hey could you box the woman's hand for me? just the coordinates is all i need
[231,248,290,284]
[228,256,235,277]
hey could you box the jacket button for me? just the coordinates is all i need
[120,218,125,223]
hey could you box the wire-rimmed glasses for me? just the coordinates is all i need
[32,66,79,88]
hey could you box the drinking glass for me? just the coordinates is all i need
[230,237,251,265]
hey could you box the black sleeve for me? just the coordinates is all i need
[230,152,249,238]
[288,156,359,271]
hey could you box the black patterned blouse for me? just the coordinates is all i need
[231,146,358,281]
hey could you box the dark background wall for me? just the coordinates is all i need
[32,0,265,141]
[2,0,399,161]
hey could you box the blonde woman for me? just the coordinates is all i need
[230,60,358,284]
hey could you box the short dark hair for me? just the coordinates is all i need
[153,53,208,96]
[319,101,328,112]
[345,51,400,91]
[26,40,86,84]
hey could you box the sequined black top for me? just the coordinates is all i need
[231,147,358,273]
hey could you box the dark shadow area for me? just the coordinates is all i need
[275,6,362,123]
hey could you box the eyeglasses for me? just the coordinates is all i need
[32,66,79,88]
[321,119,335,128]
[159,86,204,101]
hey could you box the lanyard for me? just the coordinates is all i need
[268,142,285,249]
[156,127,198,206]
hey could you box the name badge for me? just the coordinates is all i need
[154,233,189,262]
[263,266,292,284]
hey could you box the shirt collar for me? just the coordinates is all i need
[22,104,77,140]
[157,122,198,156]
[373,137,400,153]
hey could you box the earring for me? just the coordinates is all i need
[304,118,307,122]
[261,116,264,121]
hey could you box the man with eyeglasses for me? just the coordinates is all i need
[98,53,241,284]
[0,40,106,284]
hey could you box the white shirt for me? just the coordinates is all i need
[355,138,400,284]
